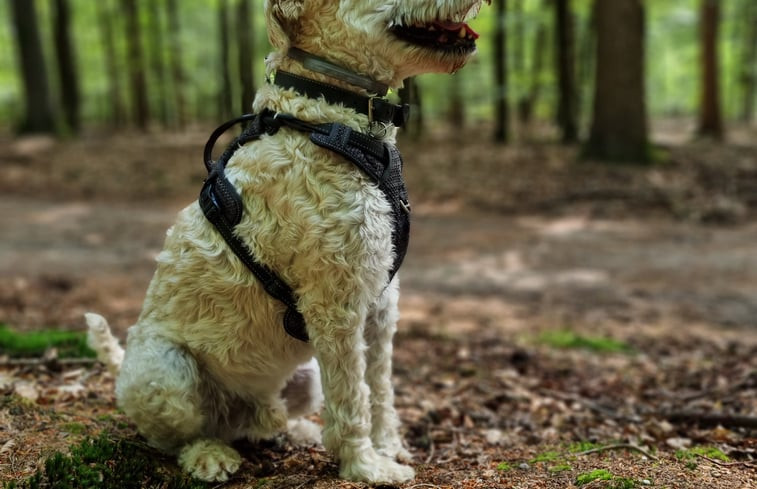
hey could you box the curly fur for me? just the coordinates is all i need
[86,0,484,483]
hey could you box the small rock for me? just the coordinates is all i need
[518,462,530,470]
[13,382,39,402]
[665,437,692,450]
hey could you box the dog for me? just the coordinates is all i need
[86,0,485,483]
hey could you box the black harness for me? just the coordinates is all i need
[199,109,410,343]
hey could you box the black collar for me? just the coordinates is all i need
[274,71,410,128]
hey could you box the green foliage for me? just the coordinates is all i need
[0,324,95,359]
[568,440,605,453]
[537,330,633,354]
[576,469,638,488]
[496,461,512,471]
[5,433,209,489]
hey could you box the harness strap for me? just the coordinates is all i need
[200,111,410,343]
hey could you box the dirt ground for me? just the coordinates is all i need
[1,124,756,488]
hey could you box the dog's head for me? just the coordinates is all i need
[265,0,488,88]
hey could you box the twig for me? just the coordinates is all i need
[660,411,757,429]
[573,443,659,461]
[696,455,757,469]
[424,438,436,464]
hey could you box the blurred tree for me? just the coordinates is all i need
[9,0,56,133]
[738,1,757,123]
[147,0,169,125]
[166,0,186,127]
[585,0,649,163]
[448,74,465,130]
[96,0,127,126]
[122,0,150,130]
[519,7,548,126]
[398,77,424,138]
[218,0,234,119]
[697,0,723,139]
[554,0,577,143]
[52,0,80,133]
[493,0,509,143]
[238,0,255,113]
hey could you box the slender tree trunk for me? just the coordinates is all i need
[218,0,234,119]
[697,0,723,139]
[739,2,757,123]
[398,77,424,138]
[554,0,577,143]
[147,0,169,126]
[493,0,509,143]
[513,0,527,126]
[122,0,150,130]
[52,0,80,133]
[448,74,465,130]
[520,12,548,125]
[9,0,56,133]
[96,0,127,126]
[165,0,186,127]
[585,0,649,163]
[237,0,255,113]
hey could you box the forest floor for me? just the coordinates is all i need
[1,121,756,488]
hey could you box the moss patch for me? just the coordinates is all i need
[5,433,208,489]
[537,330,633,354]
[0,324,95,358]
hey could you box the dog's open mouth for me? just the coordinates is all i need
[391,20,479,52]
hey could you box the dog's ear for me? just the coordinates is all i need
[265,0,305,49]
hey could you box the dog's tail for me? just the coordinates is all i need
[84,313,124,375]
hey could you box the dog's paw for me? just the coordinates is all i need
[286,418,322,446]
[178,439,242,482]
[340,449,415,483]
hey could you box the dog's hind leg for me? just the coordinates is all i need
[281,358,324,446]
[116,330,241,482]
[364,279,412,463]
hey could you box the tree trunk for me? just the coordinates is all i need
[520,12,548,125]
[165,0,186,127]
[122,0,150,130]
[52,0,80,133]
[218,0,234,119]
[9,0,56,133]
[398,77,424,138]
[96,0,127,126]
[147,0,169,125]
[448,74,465,130]
[739,1,757,123]
[554,0,577,143]
[493,0,509,143]
[237,0,255,113]
[697,0,723,139]
[585,0,649,163]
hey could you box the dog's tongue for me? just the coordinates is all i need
[433,21,479,39]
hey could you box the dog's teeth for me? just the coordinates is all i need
[429,25,436,31]
[458,27,466,38]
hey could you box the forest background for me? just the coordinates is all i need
[1,1,757,488]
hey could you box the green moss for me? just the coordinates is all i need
[61,422,87,435]
[530,450,561,463]
[675,445,730,469]
[0,324,95,358]
[496,461,512,471]
[576,469,638,488]
[6,432,209,489]
[538,330,633,354]
[548,463,573,473]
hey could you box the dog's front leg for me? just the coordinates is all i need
[364,278,412,463]
[309,305,415,483]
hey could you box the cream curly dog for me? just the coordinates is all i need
[86,0,485,483]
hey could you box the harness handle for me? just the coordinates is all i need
[203,113,259,172]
